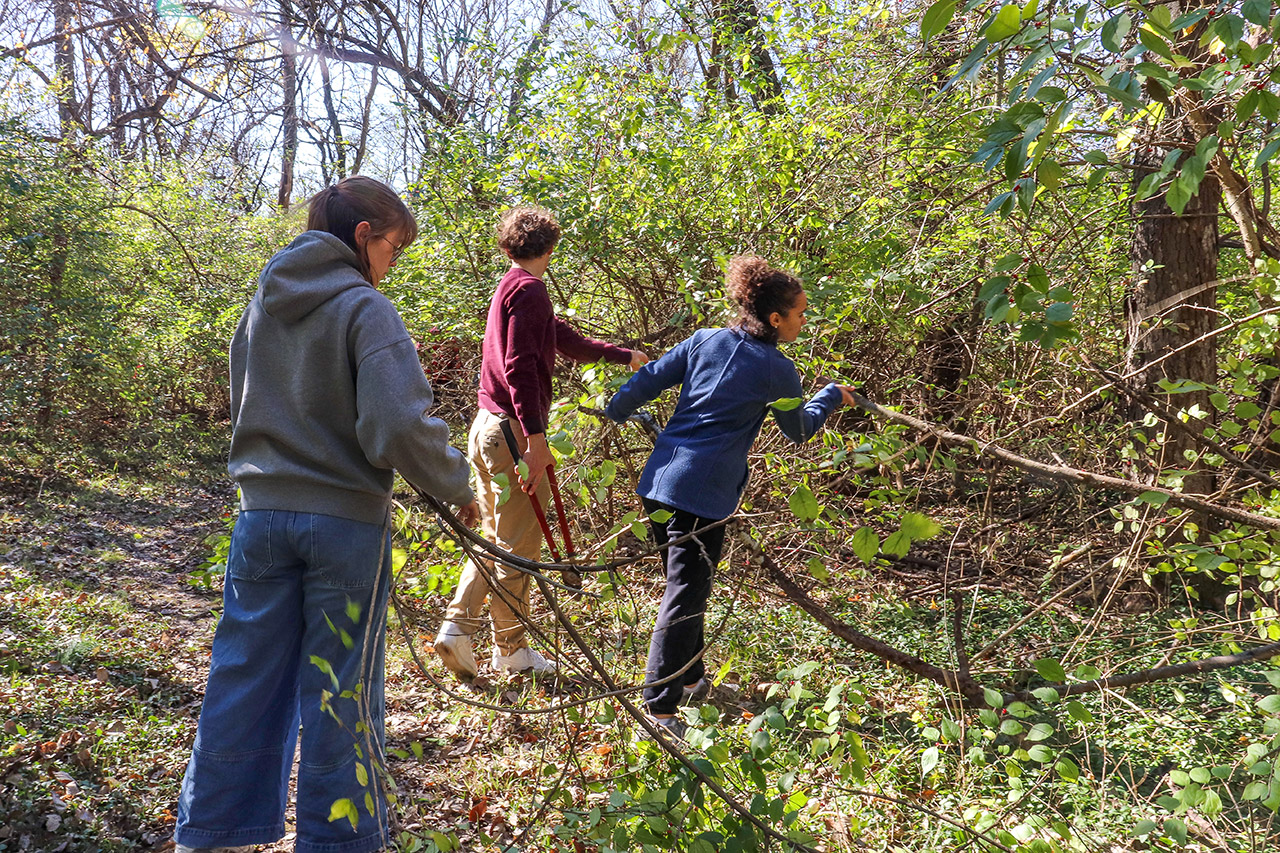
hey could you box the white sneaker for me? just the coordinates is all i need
[174,845,254,853]
[491,646,556,674]
[433,621,478,680]
[681,677,709,704]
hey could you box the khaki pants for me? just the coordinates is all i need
[444,408,550,655]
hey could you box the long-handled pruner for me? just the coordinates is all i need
[500,420,580,584]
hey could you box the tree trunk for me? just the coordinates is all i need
[1126,147,1221,499]
[278,5,299,210]
[318,54,346,179]
[53,0,78,137]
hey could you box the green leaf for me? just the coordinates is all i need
[1132,819,1158,837]
[1257,693,1280,715]
[1036,85,1067,103]
[900,512,942,540]
[922,0,958,40]
[1026,722,1054,741]
[1244,0,1272,27]
[1037,159,1063,191]
[984,687,1005,709]
[345,598,361,625]
[789,484,820,522]
[1032,658,1067,682]
[986,3,1023,40]
[1138,490,1170,506]
[1215,13,1247,48]
[978,275,1011,301]
[882,529,912,557]
[1067,701,1094,723]
[1166,175,1193,216]
[1100,12,1133,53]
[1027,264,1050,291]
[649,509,673,523]
[1164,817,1188,846]
[1138,27,1172,60]
[355,761,369,786]
[1256,138,1280,169]
[851,527,880,564]
[921,746,940,774]
[328,797,358,829]
[1056,757,1080,781]
[770,396,803,412]
[807,556,829,581]
[1237,401,1263,419]
[1237,89,1261,124]
[1045,302,1073,324]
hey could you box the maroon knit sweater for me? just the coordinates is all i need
[477,266,630,435]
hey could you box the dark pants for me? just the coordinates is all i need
[642,498,727,715]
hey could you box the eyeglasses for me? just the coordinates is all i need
[376,234,405,263]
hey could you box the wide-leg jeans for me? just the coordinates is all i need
[641,498,727,716]
[174,509,391,853]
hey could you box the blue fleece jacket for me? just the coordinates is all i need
[606,327,843,520]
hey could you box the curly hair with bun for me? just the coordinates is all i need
[725,255,803,344]
[496,206,561,260]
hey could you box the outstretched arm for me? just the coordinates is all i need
[605,338,691,422]
[770,361,851,444]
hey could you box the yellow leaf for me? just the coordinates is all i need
[1116,126,1139,151]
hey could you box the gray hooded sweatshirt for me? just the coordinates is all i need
[228,230,474,524]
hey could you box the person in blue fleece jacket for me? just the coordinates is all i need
[606,255,856,737]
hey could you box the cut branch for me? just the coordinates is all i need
[852,394,1280,531]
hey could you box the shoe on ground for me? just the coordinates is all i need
[491,646,556,674]
[433,621,478,680]
[681,677,709,705]
[646,713,687,742]
[174,845,255,853]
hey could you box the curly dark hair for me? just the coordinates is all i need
[725,255,803,344]
[496,206,561,260]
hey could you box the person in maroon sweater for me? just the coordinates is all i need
[435,207,647,678]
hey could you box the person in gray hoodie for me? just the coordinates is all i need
[173,176,477,853]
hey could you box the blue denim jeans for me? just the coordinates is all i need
[174,510,392,853]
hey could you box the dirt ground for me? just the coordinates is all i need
[0,462,590,852]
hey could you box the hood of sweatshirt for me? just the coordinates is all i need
[259,230,370,323]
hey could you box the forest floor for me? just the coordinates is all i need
[0,441,619,852]
[3,428,1278,853]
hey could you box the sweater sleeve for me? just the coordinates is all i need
[554,317,631,365]
[605,337,691,422]
[350,300,475,506]
[768,359,843,444]
[503,282,557,435]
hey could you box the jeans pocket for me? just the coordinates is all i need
[309,514,388,590]
[226,510,274,581]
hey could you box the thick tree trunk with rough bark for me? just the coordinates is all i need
[1126,150,1221,499]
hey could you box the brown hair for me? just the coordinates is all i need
[496,206,561,260]
[725,255,803,344]
[306,176,419,282]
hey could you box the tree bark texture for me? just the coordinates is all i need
[278,5,299,210]
[1126,147,1221,498]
